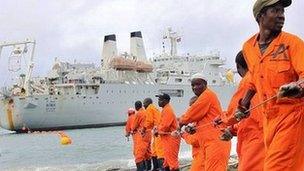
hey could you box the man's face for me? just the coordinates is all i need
[143,100,149,109]
[236,63,247,78]
[191,78,206,96]
[158,98,167,108]
[260,3,285,32]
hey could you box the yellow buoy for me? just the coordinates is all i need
[58,131,72,145]
[60,136,72,145]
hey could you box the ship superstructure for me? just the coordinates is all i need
[0,29,236,132]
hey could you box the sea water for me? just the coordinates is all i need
[0,127,236,171]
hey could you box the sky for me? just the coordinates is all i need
[0,0,303,78]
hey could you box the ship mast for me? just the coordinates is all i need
[0,39,36,96]
[163,27,181,56]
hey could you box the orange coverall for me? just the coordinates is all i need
[125,113,136,153]
[158,104,181,170]
[132,108,151,163]
[181,133,204,171]
[145,104,164,159]
[242,31,304,170]
[179,88,231,171]
[125,113,136,136]
[225,73,265,171]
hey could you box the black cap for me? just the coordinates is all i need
[155,93,171,101]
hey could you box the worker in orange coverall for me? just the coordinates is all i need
[179,73,231,171]
[155,93,180,171]
[179,96,204,171]
[233,0,304,170]
[143,97,164,171]
[217,51,265,171]
[125,108,137,158]
[131,101,151,171]
[125,108,136,138]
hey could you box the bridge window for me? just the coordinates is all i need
[175,78,182,83]
[158,89,184,97]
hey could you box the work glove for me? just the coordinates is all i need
[180,125,186,133]
[152,126,158,137]
[220,127,233,141]
[125,132,130,137]
[234,99,249,122]
[184,123,196,134]
[278,82,303,98]
[213,116,223,126]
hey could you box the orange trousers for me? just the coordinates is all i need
[237,131,264,171]
[133,132,151,163]
[190,147,204,171]
[152,136,164,158]
[161,135,181,170]
[263,105,304,171]
[202,141,231,171]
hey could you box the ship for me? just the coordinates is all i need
[0,28,236,132]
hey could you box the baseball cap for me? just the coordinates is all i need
[155,93,171,101]
[253,0,292,19]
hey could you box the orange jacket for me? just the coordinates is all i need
[179,88,224,139]
[158,104,179,133]
[145,104,164,158]
[223,73,263,126]
[221,73,253,126]
[242,31,304,170]
[125,114,136,135]
[242,32,304,113]
[132,108,151,163]
[132,108,146,132]
[144,104,161,129]
[224,73,265,171]
[226,74,251,118]
[159,104,180,170]
[179,88,231,171]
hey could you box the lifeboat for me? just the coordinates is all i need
[135,61,153,73]
[109,57,136,70]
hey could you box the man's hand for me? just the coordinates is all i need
[184,123,196,134]
[125,132,130,137]
[140,127,147,137]
[213,116,223,126]
[152,126,158,137]
[220,127,233,141]
[178,120,185,129]
[278,82,303,98]
[234,99,249,121]
[170,130,180,137]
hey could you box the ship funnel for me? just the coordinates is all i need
[102,34,117,70]
[130,31,147,61]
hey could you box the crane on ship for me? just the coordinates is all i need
[0,39,36,97]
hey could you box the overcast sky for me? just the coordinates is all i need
[0,0,303,79]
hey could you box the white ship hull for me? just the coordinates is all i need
[0,84,235,132]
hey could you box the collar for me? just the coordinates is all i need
[252,31,284,47]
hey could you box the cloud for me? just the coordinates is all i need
[0,0,303,79]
